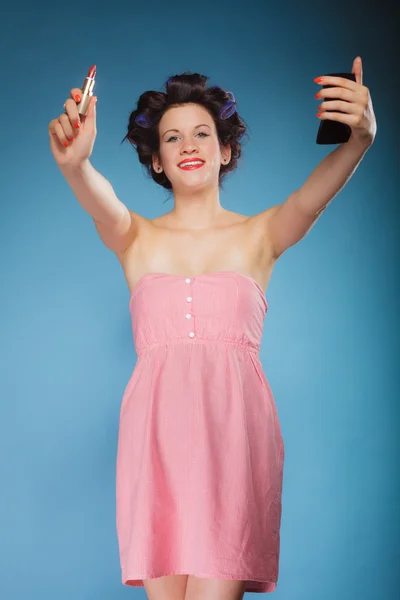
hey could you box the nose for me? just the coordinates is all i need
[180,139,198,154]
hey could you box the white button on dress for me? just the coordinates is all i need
[185,280,193,335]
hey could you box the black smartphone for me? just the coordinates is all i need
[316,72,356,144]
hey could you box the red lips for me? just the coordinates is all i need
[178,158,205,166]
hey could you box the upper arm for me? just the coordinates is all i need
[257,191,326,259]
[93,207,141,254]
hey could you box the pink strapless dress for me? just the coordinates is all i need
[116,271,285,594]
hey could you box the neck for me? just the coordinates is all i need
[166,185,227,229]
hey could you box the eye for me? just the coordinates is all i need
[166,132,210,143]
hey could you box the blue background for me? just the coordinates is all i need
[1,0,398,598]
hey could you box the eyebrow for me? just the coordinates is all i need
[162,124,211,137]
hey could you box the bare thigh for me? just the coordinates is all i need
[143,574,189,600]
[184,576,248,600]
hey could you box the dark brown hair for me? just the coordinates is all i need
[122,72,248,196]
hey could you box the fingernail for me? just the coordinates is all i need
[75,94,81,102]
[314,77,323,83]
[74,121,80,129]
[63,141,69,147]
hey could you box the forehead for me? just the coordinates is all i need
[159,103,215,132]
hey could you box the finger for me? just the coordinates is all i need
[353,56,363,86]
[70,87,83,103]
[315,75,359,92]
[317,111,359,127]
[317,87,354,103]
[48,118,59,136]
[318,99,360,115]
[64,98,81,130]
[49,120,70,148]
[58,113,75,141]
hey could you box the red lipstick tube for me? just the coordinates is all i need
[76,65,96,116]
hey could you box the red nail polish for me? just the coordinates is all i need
[315,92,320,99]
[75,94,81,102]
[316,112,322,118]
[74,121,80,129]
[63,141,69,147]
[314,77,323,83]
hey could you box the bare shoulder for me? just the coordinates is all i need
[97,206,278,256]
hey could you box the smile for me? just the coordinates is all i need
[178,161,205,170]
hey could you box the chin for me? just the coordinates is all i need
[172,170,218,188]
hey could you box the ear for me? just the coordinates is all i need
[152,152,163,173]
[221,144,232,165]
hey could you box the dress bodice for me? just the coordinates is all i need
[129,271,268,357]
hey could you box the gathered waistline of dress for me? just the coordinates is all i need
[136,337,260,357]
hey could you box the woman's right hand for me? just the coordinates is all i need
[48,88,97,168]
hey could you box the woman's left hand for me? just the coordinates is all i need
[314,56,377,145]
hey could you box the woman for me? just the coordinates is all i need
[48,63,376,600]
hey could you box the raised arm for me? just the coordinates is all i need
[60,159,138,253]
[255,58,376,259]
[48,87,138,253]
[264,135,373,258]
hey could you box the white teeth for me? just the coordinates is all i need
[179,161,203,167]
